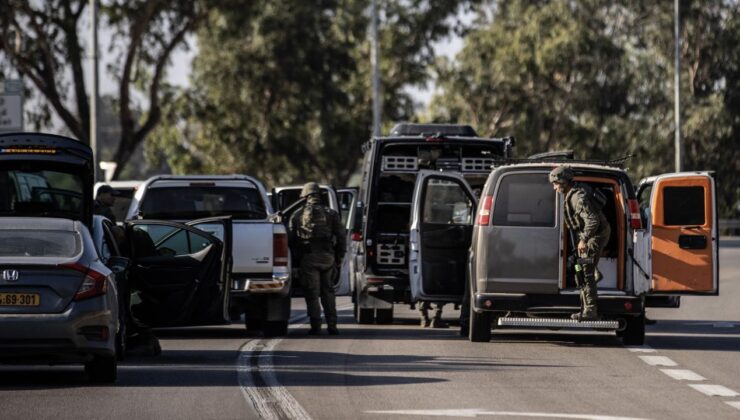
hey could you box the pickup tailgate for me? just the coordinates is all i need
[232,221,274,274]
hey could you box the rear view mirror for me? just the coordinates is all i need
[107,256,131,273]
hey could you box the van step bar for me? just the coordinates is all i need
[497,317,620,330]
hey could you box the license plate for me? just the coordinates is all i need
[0,293,41,306]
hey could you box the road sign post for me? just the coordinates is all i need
[0,79,24,132]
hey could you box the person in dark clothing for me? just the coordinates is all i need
[289,182,346,335]
[94,184,118,223]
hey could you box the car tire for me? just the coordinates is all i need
[469,301,492,343]
[621,314,646,345]
[245,317,263,332]
[263,320,289,338]
[375,308,393,324]
[355,289,374,324]
[85,355,117,384]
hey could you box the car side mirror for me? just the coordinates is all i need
[107,256,131,273]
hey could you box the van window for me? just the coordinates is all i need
[492,173,555,227]
[663,186,705,226]
[422,179,473,225]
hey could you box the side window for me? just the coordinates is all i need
[492,173,555,227]
[157,229,190,255]
[189,230,215,252]
[131,225,214,257]
[422,178,473,225]
[663,186,705,226]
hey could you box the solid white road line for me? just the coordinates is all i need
[638,356,677,367]
[659,369,706,381]
[725,401,740,411]
[365,408,651,419]
[688,384,740,397]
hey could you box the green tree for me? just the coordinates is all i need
[430,0,739,216]
[0,0,209,179]
[148,0,475,187]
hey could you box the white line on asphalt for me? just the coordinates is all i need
[625,345,656,353]
[725,401,740,411]
[236,304,353,419]
[713,322,736,328]
[638,356,677,367]
[365,408,652,419]
[688,384,740,397]
[659,369,706,381]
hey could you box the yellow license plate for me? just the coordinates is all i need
[0,293,41,306]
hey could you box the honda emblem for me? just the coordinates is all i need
[2,269,19,282]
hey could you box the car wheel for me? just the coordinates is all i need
[85,355,117,384]
[245,317,263,332]
[621,314,645,345]
[263,320,288,338]
[375,308,393,324]
[355,289,374,324]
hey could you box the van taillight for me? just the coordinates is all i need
[476,196,493,226]
[65,263,108,301]
[628,199,643,230]
[351,231,363,241]
[273,232,289,266]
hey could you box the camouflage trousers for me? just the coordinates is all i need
[577,224,611,313]
[300,252,337,327]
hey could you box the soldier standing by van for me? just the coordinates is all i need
[290,182,346,335]
[549,165,611,321]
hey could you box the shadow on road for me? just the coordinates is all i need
[644,319,740,352]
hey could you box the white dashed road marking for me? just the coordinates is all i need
[626,345,656,353]
[365,408,652,419]
[688,384,740,398]
[725,401,740,411]
[638,355,677,367]
[660,369,706,381]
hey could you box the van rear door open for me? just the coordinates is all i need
[645,172,718,295]
[409,171,476,302]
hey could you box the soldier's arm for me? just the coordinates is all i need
[576,191,599,241]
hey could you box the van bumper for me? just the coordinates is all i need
[474,292,643,316]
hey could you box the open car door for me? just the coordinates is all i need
[127,218,232,327]
[645,172,718,295]
[409,171,477,303]
[335,188,358,296]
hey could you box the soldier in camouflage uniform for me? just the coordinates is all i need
[289,182,346,335]
[549,165,611,321]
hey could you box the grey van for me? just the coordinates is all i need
[409,162,719,345]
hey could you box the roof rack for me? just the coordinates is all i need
[493,154,634,169]
[389,123,478,137]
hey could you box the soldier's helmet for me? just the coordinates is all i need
[548,165,574,184]
[300,182,321,198]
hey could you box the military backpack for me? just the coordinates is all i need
[297,203,333,241]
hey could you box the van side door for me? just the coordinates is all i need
[409,171,477,302]
[645,172,718,294]
[335,188,358,296]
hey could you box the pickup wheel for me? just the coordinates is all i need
[263,320,289,338]
[85,355,117,384]
[375,308,393,324]
[245,317,263,332]
[621,314,645,345]
[469,300,492,343]
[357,307,374,324]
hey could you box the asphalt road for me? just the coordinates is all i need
[2,239,738,420]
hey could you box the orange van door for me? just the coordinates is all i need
[649,172,718,294]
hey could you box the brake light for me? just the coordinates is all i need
[476,196,493,226]
[65,263,108,301]
[273,232,289,266]
[628,199,643,230]
[351,231,363,241]
[425,136,446,142]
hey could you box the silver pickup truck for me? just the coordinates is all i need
[126,175,292,336]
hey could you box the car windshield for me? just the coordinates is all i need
[140,186,267,219]
[0,230,81,258]
[0,167,84,219]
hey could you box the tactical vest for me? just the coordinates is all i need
[564,184,607,232]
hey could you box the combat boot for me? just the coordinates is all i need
[327,325,339,335]
[308,318,321,335]
[579,275,600,321]
[571,290,586,320]
[430,310,448,328]
[419,308,431,328]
